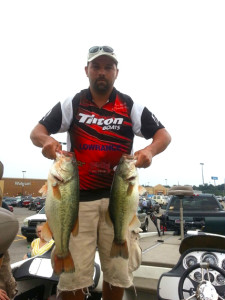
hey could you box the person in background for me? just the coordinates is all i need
[0,161,18,299]
[30,46,171,300]
[141,198,148,213]
[23,222,54,259]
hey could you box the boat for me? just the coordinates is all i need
[11,186,225,300]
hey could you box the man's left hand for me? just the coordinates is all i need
[134,148,153,168]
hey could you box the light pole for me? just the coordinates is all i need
[22,170,26,197]
[165,179,167,186]
[200,163,204,185]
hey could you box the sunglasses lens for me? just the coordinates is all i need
[89,46,114,54]
[102,46,114,53]
[89,46,100,53]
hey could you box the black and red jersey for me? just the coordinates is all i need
[40,88,164,200]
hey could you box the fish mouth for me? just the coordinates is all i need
[127,176,136,181]
[52,172,74,184]
[53,174,64,183]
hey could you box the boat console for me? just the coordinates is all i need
[158,232,225,300]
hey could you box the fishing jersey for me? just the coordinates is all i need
[39,88,164,200]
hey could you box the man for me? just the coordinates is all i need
[30,46,171,300]
[141,198,148,213]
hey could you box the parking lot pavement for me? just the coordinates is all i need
[8,206,162,264]
[8,207,36,264]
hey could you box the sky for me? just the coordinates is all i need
[1,0,225,188]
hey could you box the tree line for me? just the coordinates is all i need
[193,183,225,196]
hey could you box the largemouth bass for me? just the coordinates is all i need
[40,151,79,275]
[107,154,140,259]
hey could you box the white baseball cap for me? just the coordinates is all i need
[87,46,118,64]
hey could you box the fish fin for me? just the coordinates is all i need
[51,247,75,275]
[39,183,48,196]
[41,221,53,242]
[127,183,134,196]
[105,210,113,227]
[110,239,129,259]
[52,184,61,200]
[129,214,141,231]
[71,218,79,237]
[138,185,146,196]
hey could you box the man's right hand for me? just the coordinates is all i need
[42,136,62,160]
[30,124,62,160]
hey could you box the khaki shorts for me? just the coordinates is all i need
[58,198,142,293]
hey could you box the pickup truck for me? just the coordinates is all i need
[152,195,168,207]
[21,206,46,241]
[161,193,225,235]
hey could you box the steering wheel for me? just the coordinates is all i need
[178,262,225,300]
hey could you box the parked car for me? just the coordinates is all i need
[137,206,149,232]
[2,200,13,212]
[8,205,14,212]
[161,193,225,235]
[35,198,46,211]
[15,196,23,207]
[147,199,160,213]
[28,197,45,211]
[27,198,35,210]
[3,197,17,207]
[21,197,33,208]
[21,206,47,242]
[152,195,167,207]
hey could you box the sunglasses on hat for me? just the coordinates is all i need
[89,46,114,54]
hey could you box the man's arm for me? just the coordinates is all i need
[30,124,62,160]
[134,128,171,168]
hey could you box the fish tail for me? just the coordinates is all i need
[110,239,129,259]
[62,251,75,273]
[51,247,75,275]
[52,254,64,275]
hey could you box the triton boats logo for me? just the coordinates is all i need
[78,113,123,131]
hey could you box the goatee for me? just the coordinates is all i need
[93,80,110,94]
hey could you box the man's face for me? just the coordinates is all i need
[85,56,119,94]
